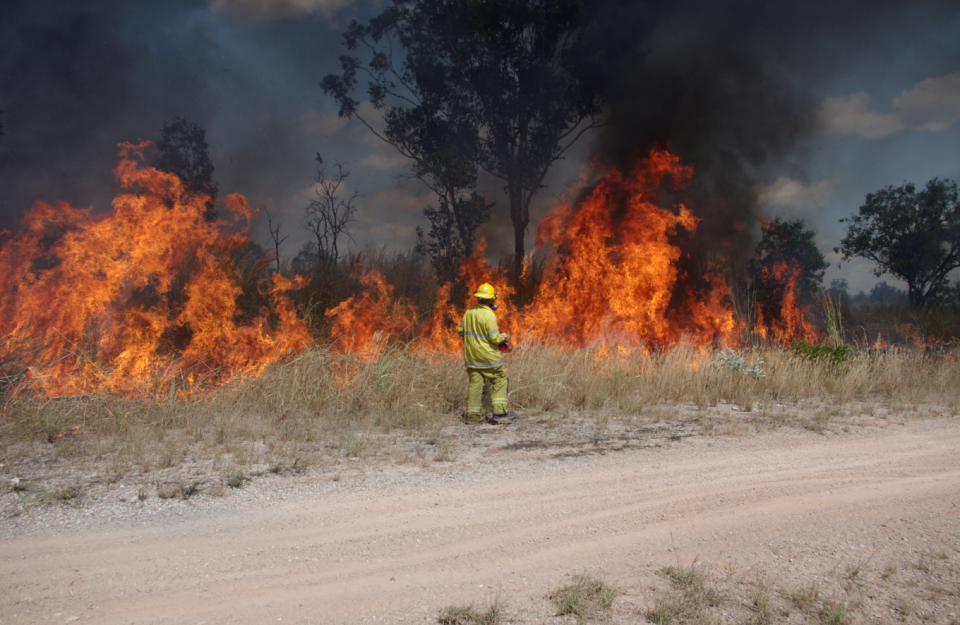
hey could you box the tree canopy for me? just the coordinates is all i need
[836,178,960,308]
[825,278,849,304]
[322,0,608,281]
[868,281,908,306]
[152,117,219,221]
[397,108,493,279]
[416,193,491,282]
[751,217,828,315]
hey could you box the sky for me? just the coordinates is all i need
[1,0,958,295]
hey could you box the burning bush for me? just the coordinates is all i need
[0,142,310,398]
[0,144,829,399]
[325,148,809,355]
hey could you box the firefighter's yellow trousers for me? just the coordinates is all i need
[466,365,508,416]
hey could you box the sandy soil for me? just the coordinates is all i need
[1,413,959,624]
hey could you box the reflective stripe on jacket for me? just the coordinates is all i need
[457,304,508,368]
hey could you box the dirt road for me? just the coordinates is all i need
[2,415,959,624]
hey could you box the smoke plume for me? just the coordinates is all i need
[586,0,957,259]
[0,0,343,235]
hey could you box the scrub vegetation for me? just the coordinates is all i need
[1,341,958,489]
[432,547,960,624]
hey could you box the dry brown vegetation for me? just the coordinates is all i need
[2,344,957,450]
[1,343,958,624]
[1,342,957,493]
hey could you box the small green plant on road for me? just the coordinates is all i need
[225,468,245,488]
[32,486,80,506]
[647,563,721,625]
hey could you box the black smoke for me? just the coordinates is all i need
[1,0,956,265]
[0,0,344,234]
[586,0,958,259]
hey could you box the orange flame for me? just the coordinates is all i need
[325,147,821,357]
[755,261,818,343]
[325,148,751,355]
[326,270,416,361]
[523,149,736,347]
[0,142,311,397]
[3,143,824,398]
[53,424,83,440]
[414,239,517,355]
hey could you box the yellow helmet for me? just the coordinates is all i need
[473,283,497,299]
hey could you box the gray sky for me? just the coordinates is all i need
[1,0,958,295]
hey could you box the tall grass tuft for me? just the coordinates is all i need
[817,290,846,347]
[437,596,504,625]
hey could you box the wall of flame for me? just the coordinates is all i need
[0,145,818,397]
[0,142,311,397]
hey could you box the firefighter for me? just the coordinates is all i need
[457,283,514,424]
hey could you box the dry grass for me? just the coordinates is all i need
[436,549,958,624]
[646,563,722,624]
[547,573,619,624]
[437,596,505,625]
[1,343,958,484]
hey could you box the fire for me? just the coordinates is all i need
[414,239,518,355]
[754,261,818,343]
[523,149,736,347]
[53,424,82,440]
[326,147,817,356]
[2,142,823,399]
[873,333,889,351]
[0,141,311,397]
[326,270,416,361]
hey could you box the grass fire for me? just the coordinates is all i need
[1,144,849,401]
[0,142,956,412]
[0,141,311,398]
[0,139,957,465]
[2,2,960,622]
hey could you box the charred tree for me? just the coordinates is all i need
[265,208,289,273]
[152,117,219,221]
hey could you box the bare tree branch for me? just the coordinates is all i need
[301,162,360,264]
[265,208,289,273]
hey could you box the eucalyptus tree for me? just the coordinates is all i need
[322,0,608,281]
[152,117,219,221]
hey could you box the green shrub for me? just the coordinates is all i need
[225,469,245,488]
[790,340,852,367]
[711,348,766,380]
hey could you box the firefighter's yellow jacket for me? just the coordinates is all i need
[457,304,509,368]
